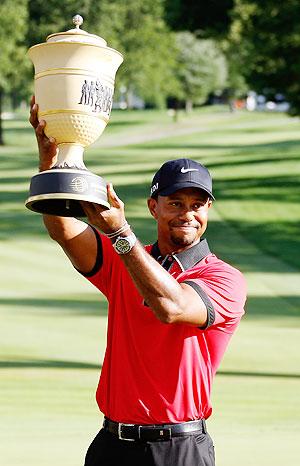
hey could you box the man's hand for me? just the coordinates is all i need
[81,183,128,235]
[29,95,58,172]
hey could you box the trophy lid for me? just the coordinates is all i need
[46,15,107,47]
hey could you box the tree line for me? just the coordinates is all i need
[1,0,299,144]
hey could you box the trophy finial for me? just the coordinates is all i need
[72,15,83,29]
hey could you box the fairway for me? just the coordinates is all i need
[1,107,299,466]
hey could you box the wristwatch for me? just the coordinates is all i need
[113,233,137,255]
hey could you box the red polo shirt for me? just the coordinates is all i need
[82,232,246,424]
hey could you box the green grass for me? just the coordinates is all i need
[0,106,299,466]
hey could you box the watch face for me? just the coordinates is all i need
[115,237,131,254]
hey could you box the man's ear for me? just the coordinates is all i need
[147,197,158,219]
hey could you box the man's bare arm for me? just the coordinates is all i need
[29,96,98,274]
[42,215,98,273]
[121,241,208,326]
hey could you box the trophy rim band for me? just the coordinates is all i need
[27,169,108,194]
[29,41,124,60]
[26,192,109,207]
[35,68,115,86]
[38,108,109,122]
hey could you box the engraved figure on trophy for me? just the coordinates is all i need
[25,15,123,217]
[94,80,104,113]
[103,87,113,114]
[79,79,89,105]
[88,80,96,107]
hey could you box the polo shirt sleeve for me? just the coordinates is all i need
[78,228,118,298]
[182,258,247,332]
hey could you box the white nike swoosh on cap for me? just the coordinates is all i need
[180,167,199,173]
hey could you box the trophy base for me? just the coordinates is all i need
[25,168,109,217]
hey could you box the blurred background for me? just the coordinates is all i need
[0,1,299,465]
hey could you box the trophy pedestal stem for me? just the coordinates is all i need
[25,168,109,217]
[55,143,86,169]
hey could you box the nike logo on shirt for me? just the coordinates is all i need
[180,167,199,173]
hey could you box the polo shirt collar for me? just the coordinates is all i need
[150,238,211,272]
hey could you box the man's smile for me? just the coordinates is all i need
[171,224,198,230]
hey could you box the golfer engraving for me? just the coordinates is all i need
[79,79,113,115]
[78,80,89,105]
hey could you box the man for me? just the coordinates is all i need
[30,98,246,466]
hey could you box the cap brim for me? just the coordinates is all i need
[157,182,215,200]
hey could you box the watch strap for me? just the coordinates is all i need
[113,233,137,255]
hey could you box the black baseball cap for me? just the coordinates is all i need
[150,158,215,200]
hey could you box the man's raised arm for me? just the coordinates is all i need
[29,96,98,274]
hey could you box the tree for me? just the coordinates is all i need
[89,0,180,108]
[27,0,96,46]
[174,32,228,111]
[229,0,300,115]
[0,0,28,145]
[165,0,234,38]
[221,40,248,106]
[26,0,179,109]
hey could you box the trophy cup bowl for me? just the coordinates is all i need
[25,15,123,217]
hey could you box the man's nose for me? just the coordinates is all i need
[178,207,194,222]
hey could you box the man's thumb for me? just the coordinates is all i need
[107,183,120,206]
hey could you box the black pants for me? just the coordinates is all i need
[84,429,215,466]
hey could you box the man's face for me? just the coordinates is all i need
[148,187,212,253]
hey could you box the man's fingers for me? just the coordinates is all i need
[107,183,122,207]
[29,102,39,128]
[80,201,94,214]
[35,119,46,136]
[35,120,55,145]
[80,202,111,228]
[80,201,104,217]
[80,202,94,220]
